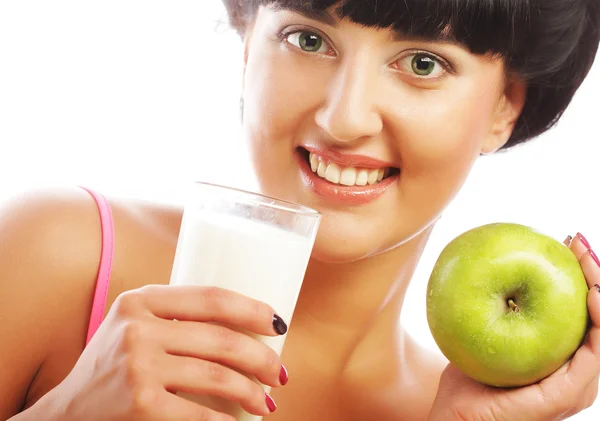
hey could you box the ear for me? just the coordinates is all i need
[481,74,527,154]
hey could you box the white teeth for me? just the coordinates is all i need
[310,154,318,172]
[355,170,368,186]
[367,170,379,185]
[340,167,357,186]
[317,161,327,178]
[325,163,341,184]
[307,152,395,187]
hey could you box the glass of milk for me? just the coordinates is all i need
[169,181,321,420]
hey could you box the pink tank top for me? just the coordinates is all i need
[81,187,114,346]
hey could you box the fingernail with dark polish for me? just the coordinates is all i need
[590,249,600,268]
[564,235,573,246]
[279,365,289,386]
[273,314,288,335]
[577,232,591,250]
[594,284,600,293]
[266,393,277,412]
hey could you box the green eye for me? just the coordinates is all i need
[411,54,437,76]
[394,52,447,79]
[299,32,323,52]
[286,31,328,53]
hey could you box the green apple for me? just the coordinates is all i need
[426,222,589,388]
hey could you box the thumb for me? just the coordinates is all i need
[436,363,466,397]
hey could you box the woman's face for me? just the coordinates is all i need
[241,5,524,263]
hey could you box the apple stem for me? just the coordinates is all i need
[508,299,520,313]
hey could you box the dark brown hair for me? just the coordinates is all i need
[222,0,600,149]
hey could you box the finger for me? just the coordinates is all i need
[158,319,284,387]
[436,363,485,397]
[571,232,593,256]
[566,287,600,386]
[567,232,599,289]
[575,233,600,290]
[580,249,600,289]
[134,285,286,337]
[569,232,588,255]
[564,235,573,247]
[159,354,274,417]
[532,286,600,416]
[154,390,237,421]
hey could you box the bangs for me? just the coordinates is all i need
[261,0,531,57]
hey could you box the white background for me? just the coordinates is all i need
[1,1,599,419]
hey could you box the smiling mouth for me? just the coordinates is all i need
[297,147,400,187]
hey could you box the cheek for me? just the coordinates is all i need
[242,50,295,191]
[396,82,499,193]
[243,37,338,135]
[242,46,330,193]
[379,81,500,226]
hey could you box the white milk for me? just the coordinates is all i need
[170,210,314,421]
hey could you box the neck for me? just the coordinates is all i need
[290,225,434,359]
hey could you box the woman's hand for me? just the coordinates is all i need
[48,285,287,421]
[428,232,600,421]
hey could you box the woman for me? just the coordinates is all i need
[1,0,599,420]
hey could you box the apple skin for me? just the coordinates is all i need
[426,222,589,388]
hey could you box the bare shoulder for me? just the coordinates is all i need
[0,186,107,417]
[0,186,108,322]
[0,186,107,270]
[0,186,183,418]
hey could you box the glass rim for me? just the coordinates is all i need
[193,181,321,218]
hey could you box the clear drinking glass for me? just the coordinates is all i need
[169,182,321,420]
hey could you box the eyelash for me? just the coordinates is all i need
[278,27,455,79]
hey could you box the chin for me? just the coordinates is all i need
[307,210,438,265]
[309,240,371,264]
[306,220,391,264]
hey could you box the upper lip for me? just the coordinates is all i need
[302,145,397,170]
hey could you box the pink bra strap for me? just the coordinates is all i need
[80,187,115,346]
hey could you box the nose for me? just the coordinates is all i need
[315,59,383,143]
